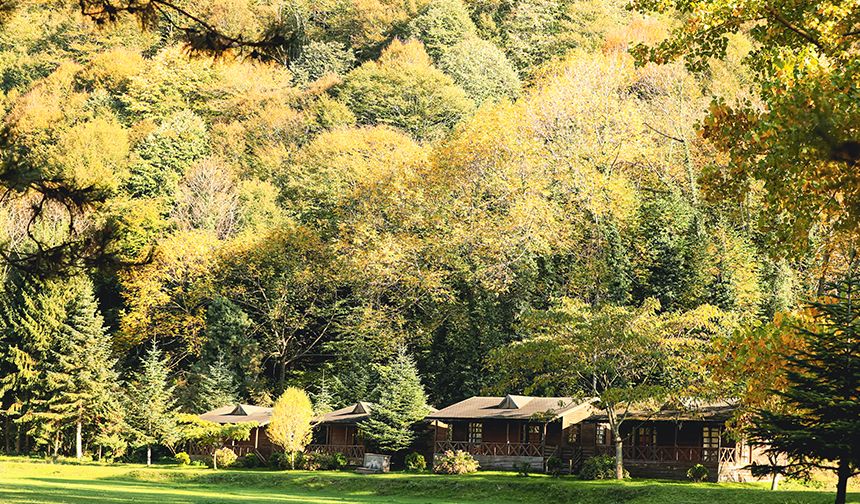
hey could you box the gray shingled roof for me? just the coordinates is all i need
[427,395,594,421]
[586,401,737,422]
[314,402,375,425]
[199,404,273,426]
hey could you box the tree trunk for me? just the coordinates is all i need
[147,445,152,466]
[75,421,82,460]
[835,459,850,504]
[614,437,624,479]
[213,449,218,470]
[770,472,779,491]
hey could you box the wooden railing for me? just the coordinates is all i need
[434,441,553,458]
[306,444,365,464]
[594,445,735,465]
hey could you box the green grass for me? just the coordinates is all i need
[0,456,856,504]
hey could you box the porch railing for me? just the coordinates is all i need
[594,445,735,465]
[434,441,552,458]
[306,444,365,463]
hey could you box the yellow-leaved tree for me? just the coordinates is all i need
[268,387,315,469]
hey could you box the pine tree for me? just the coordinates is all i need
[194,355,238,412]
[125,341,178,466]
[312,370,334,416]
[41,278,123,460]
[359,346,429,454]
[0,276,67,455]
[748,264,860,504]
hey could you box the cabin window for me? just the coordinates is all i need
[702,425,721,461]
[468,422,483,443]
[596,423,612,445]
[702,426,720,448]
[636,426,656,446]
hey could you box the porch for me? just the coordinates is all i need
[305,443,365,465]
[594,445,738,465]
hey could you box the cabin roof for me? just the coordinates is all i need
[199,403,273,426]
[427,395,596,422]
[314,402,376,424]
[585,401,737,423]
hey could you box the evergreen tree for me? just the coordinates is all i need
[748,264,860,504]
[0,276,67,455]
[193,355,238,412]
[359,347,429,454]
[311,370,334,415]
[42,278,123,460]
[125,341,178,466]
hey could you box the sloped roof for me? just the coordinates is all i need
[586,401,737,422]
[199,404,273,426]
[314,402,375,424]
[427,395,595,422]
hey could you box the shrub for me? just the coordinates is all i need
[269,451,290,470]
[235,453,261,469]
[687,463,709,482]
[174,452,191,466]
[433,450,479,475]
[545,456,564,477]
[516,461,531,477]
[213,448,238,468]
[579,455,628,480]
[405,452,427,472]
[303,451,348,471]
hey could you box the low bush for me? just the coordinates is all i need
[687,464,709,482]
[545,456,564,477]
[579,455,628,480]
[516,462,531,477]
[174,452,191,466]
[213,448,238,468]
[405,452,426,472]
[433,450,479,475]
[234,453,261,469]
[303,452,348,471]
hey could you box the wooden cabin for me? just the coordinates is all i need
[198,404,275,461]
[576,402,769,482]
[426,395,597,470]
[306,402,373,465]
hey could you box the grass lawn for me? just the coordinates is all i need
[0,457,857,504]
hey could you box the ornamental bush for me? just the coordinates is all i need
[433,450,479,474]
[545,456,564,477]
[305,451,349,470]
[405,452,427,471]
[213,447,238,468]
[579,455,628,480]
[687,463,709,482]
[174,452,191,465]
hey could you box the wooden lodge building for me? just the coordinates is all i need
[198,401,382,465]
[427,395,766,481]
[306,402,374,465]
[426,395,596,471]
[201,396,766,481]
[198,404,276,460]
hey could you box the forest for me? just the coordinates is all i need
[0,0,856,496]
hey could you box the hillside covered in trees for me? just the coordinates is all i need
[0,0,856,467]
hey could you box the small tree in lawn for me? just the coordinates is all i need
[175,414,256,469]
[268,387,315,469]
[747,264,860,504]
[360,346,429,454]
[125,341,179,466]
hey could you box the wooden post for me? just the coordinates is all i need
[254,427,259,449]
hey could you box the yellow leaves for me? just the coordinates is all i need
[78,47,145,91]
[118,230,221,352]
[59,117,129,192]
[378,39,433,67]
